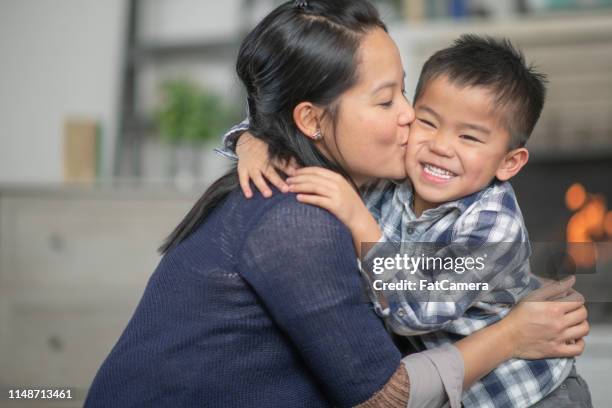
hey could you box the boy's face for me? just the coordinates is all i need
[405,75,517,213]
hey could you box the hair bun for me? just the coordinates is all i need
[294,0,308,10]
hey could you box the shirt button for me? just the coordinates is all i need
[397,308,406,317]
[406,227,415,234]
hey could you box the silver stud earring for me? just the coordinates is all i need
[313,129,323,141]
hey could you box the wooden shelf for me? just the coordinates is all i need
[130,38,241,63]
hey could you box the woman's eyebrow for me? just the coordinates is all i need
[371,81,396,94]
[371,71,406,94]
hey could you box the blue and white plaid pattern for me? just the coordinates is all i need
[361,179,573,408]
[215,118,250,160]
[218,121,573,407]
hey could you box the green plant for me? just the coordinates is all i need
[155,79,234,145]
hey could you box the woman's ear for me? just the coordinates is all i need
[293,102,324,141]
[496,147,529,181]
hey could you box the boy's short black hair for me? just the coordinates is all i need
[413,34,547,149]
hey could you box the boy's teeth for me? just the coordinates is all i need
[424,164,455,179]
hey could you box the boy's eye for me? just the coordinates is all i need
[418,118,435,128]
[460,134,482,143]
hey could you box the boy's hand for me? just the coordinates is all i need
[287,167,382,256]
[235,131,299,198]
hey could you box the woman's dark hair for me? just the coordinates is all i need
[159,0,386,254]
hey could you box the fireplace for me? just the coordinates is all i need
[512,157,612,322]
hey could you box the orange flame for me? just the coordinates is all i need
[564,184,609,268]
[565,183,587,211]
[604,211,612,236]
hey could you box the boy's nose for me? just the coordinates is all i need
[429,133,454,157]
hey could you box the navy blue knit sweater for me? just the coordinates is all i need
[85,188,400,407]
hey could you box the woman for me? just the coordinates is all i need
[85,1,587,407]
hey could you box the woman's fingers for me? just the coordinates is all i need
[525,276,575,301]
[545,289,586,317]
[556,293,586,314]
[561,320,590,343]
[562,305,588,328]
[555,288,585,303]
[555,338,585,358]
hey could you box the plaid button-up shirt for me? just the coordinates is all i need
[219,120,573,408]
[360,178,573,408]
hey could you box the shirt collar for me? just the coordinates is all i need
[394,178,497,219]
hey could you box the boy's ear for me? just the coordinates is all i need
[496,147,529,181]
[293,102,324,141]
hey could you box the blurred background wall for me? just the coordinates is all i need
[0,0,126,183]
[0,0,611,407]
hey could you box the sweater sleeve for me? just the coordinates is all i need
[238,196,401,407]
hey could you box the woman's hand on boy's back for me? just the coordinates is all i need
[506,276,589,360]
[456,276,588,387]
[235,131,298,198]
[287,167,382,257]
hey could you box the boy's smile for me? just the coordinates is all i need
[405,75,523,216]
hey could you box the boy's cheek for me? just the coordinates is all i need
[404,158,421,181]
[404,140,425,166]
[407,128,431,148]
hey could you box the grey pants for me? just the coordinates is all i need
[529,366,593,408]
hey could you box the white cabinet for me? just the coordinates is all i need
[3,296,137,388]
[0,185,195,406]
[1,196,188,290]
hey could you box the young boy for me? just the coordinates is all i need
[218,35,591,407]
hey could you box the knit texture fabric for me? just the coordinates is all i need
[85,188,400,407]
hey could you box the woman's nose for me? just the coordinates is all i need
[398,98,415,126]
